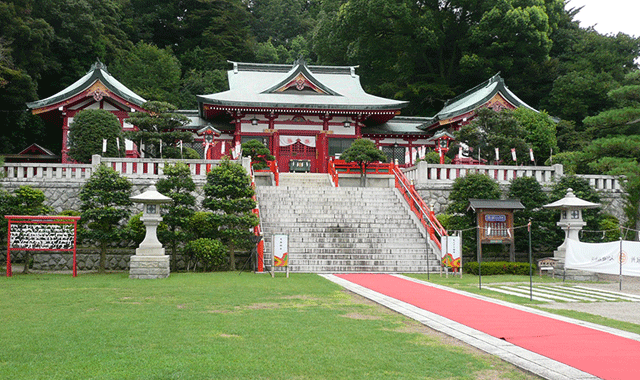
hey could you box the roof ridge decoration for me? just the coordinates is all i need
[444,72,502,107]
[261,58,341,96]
[27,60,146,111]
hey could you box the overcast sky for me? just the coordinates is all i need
[567,0,640,37]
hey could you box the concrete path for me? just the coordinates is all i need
[322,274,640,380]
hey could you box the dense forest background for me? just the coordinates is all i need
[1,0,640,157]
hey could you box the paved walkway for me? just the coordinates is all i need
[322,274,640,380]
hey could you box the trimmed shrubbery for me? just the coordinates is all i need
[463,261,535,276]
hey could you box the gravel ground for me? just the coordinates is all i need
[541,274,640,325]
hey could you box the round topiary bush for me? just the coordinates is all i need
[184,238,228,271]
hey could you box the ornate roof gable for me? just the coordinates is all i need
[262,58,340,96]
[27,60,146,113]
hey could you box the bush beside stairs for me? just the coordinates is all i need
[256,173,439,273]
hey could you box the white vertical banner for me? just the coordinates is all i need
[221,141,226,156]
[441,235,461,270]
[272,234,290,278]
[511,148,517,162]
[495,148,499,161]
[116,137,120,151]
[529,148,535,162]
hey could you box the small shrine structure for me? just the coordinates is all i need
[26,60,147,163]
[468,199,525,261]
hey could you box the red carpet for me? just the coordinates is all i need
[336,273,640,380]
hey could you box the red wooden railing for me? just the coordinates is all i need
[250,163,264,272]
[331,159,394,175]
[254,160,279,186]
[328,157,340,187]
[327,158,447,252]
[392,163,448,252]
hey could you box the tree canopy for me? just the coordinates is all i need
[2,0,640,165]
[68,109,125,163]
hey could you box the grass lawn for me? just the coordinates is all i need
[0,272,537,380]
[407,273,640,335]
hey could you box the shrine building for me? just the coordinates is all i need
[27,60,538,170]
[27,61,147,163]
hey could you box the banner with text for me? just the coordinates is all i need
[441,236,461,269]
[566,239,640,277]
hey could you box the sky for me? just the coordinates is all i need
[567,0,640,37]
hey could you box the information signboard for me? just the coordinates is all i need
[5,215,81,277]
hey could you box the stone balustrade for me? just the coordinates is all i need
[403,161,621,191]
[1,155,251,185]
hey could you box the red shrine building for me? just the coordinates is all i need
[27,61,147,163]
[27,60,537,170]
[196,59,432,172]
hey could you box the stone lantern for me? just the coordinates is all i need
[543,188,600,262]
[129,185,173,279]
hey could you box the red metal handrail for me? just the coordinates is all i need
[391,164,447,251]
[332,159,394,175]
[327,157,339,187]
[250,163,264,272]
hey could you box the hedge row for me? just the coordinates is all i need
[463,261,536,276]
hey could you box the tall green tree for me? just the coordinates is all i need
[125,101,192,158]
[455,108,529,164]
[0,186,52,273]
[110,42,182,104]
[32,0,132,97]
[68,109,124,163]
[340,138,387,187]
[79,165,132,273]
[156,162,196,270]
[444,173,501,254]
[202,158,258,271]
[242,139,274,170]
[507,176,559,253]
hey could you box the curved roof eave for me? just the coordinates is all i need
[27,63,146,110]
[196,96,408,112]
[429,74,538,123]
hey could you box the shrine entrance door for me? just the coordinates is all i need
[279,140,317,172]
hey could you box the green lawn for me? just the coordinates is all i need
[0,272,536,380]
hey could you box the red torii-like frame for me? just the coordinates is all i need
[5,215,81,277]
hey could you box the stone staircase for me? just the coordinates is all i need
[256,174,438,273]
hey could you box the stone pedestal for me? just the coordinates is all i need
[129,255,170,279]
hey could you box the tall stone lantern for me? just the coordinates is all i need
[129,185,173,279]
[543,188,600,263]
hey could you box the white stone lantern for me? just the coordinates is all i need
[543,188,600,262]
[129,185,173,279]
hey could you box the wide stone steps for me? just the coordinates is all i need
[256,183,437,273]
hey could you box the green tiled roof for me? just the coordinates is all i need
[27,61,146,110]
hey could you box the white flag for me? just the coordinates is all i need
[529,148,535,162]
[511,148,517,161]
[102,139,107,153]
[116,137,120,151]
[495,148,499,161]
[458,146,462,158]
[221,141,226,155]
